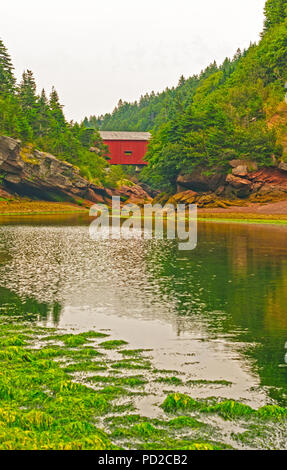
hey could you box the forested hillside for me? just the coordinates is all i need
[91,59,243,134]
[86,0,287,190]
[2,0,287,193]
[0,42,108,184]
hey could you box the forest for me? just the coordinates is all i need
[0,43,111,185]
[86,0,287,190]
[1,0,287,192]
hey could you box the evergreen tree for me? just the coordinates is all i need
[18,70,37,110]
[36,89,51,137]
[49,86,66,128]
[17,70,39,134]
[0,39,15,94]
[178,75,186,87]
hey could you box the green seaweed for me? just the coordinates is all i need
[63,361,108,373]
[161,393,202,413]
[111,360,152,370]
[99,340,128,349]
[89,375,146,387]
[155,376,183,386]
[45,331,109,348]
[186,379,232,386]
[1,320,287,450]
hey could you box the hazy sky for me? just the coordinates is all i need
[1,0,266,121]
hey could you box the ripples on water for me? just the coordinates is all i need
[1,218,287,407]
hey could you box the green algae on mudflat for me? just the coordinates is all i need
[111,422,165,440]
[45,331,109,348]
[152,368,182,375]
[35,346,103,359]
[1,321,287,450]
[111,360,152,370]
[0,323,222,450]
[186,379,232,386]
[155,376,183,386]
[0,325,122,449]
[98,340,128,349]
[63,362,108,373]
[161,393,287,421]
[88,375,147,387]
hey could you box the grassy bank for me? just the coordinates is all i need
[0,200,89,216]
[198,215,287,225]
[0,318,287,450]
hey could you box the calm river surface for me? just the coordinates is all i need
[1,215,287,410]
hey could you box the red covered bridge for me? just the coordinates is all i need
[99,131,151,167]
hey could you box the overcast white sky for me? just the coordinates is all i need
[1,0,266,121]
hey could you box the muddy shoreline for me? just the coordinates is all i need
[2,200,287,223]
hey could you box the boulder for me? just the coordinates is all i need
[177,171,225,192]
[4,174,22,184]
[225,174,253,197]
[226,174,252,189]
[117,184,152,206]
[229,159,246,168]
[229,159,258,171]
[232,165,248,177]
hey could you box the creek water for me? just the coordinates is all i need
[1,215,287,410]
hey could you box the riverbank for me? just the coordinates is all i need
[1,318,287,450]
[2,199,287,224]
[0,200,89,216]
[197,200,287,224]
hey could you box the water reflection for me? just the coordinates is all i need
[0,220,287,405]
[0,286,62,323]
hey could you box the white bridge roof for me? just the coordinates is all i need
[99,131,151,141]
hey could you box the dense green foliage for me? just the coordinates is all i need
[85,1,287,190]
[0,40,108,184]
[263,0,287,32]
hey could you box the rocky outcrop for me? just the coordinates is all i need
[3,135,287,209]
[229,159,258,177]
[172,163,287,207]
[225,174,253,197]
[115,184,152,205]
[0,136,151,205]
[177,171,226,193]
[165,190,247,209]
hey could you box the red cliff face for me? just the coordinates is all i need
[248,168,287,190]
[173,165,287,207]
